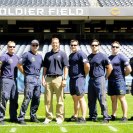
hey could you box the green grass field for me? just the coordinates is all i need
[1,94,133,133]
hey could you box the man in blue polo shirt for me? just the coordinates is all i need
[42,37,69,124]
[108,41,131,122]
[0,41,20,124]
[88,39,112,123]
[68,39,90,123]
[129,56,133,120]
[17,39,43,124]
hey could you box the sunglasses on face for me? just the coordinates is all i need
[112,46,119,49]
[70,45,77,47]
[91,45,99,47]
[8,46,15,48]
[32,44,39,47]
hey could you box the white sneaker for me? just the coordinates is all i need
[56,119,63,124]
[43,118,51,124]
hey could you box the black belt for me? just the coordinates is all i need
[47,75,61,78]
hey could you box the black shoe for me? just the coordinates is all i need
[68,116,78,122]
[0,120,4,125]
[88,117,98,122]
[18,120,26,125]
[120,117,128,123]
[128,116,133,120]
[110,115,116,121]
[102,119,109,123]
[30,118,40,123]
[77,117,86,123]
[9,119,18,123]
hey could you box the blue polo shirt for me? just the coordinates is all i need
[19,51,43,76]
[0,53,19,79]
[69,50,88,78]
[88,52,110,78]
[43,50,69,75]
[109,53,129,80]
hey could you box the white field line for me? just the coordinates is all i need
[9,128,17,132]
[60,127,68,132]
[1,123,133,127]
[108,126,118,132]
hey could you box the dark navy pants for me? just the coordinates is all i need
[18,75,41,121]
[0,78,18,121]
[131,79,133,95]
[88,76,109,120]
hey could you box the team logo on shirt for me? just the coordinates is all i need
[8,59,13,64]
[31,57,35,62]
[57,55,61,58]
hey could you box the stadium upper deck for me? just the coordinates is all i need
[0,0,133,7]
[97,0,133,7]
[0,0,90,7]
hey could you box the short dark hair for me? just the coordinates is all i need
[111,41,121,46]
[91,39,100,45]
[70,39,79,45]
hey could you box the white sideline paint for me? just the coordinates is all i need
[1,123,133,127]
[10,128,17,132]
[108,126,118,132]
[60,127,68,132]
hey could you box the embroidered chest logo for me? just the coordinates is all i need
[8,59,13,64]
[31,57,35,62]
[57,55,61,59]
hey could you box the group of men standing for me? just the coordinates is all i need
[0,37,132,125]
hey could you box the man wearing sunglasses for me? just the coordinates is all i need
[88,39,113,123]
[68,39,90,123]
[0,41,21,124]
[17,39,43,124]
[108,41,131,122]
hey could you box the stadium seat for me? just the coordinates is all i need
[0,0,91,7]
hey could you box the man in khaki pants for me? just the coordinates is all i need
[42,36,69,124]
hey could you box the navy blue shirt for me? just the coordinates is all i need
[19,51,43,76]
[109,53,129,80]
[69,50,88,78]
[43,50,69,75]
[130,57,133,77]
[88,52,110,78]
[0,53,19,79]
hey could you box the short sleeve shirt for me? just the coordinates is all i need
[69,50,88,78]
[19,51,43,76]
[130,57,133,77]
[43,50,69,75]
[0,53,19,79]
[88,52,110,78]
[109,53,129,80]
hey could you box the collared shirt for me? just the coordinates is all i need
[69,50,88,78]
[130,57,133,77]
[43,50,69,75]
[88,52,110,78]
[19,51,43,76]
[109,53,129,80]
[0,53,19,79]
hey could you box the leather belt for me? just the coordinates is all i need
[47,75,61,78]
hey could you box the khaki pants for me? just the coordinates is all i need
[45,76,64,121]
